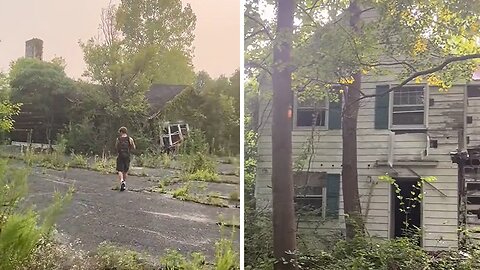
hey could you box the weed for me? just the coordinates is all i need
[172,183,191,199]
[205,195,228,207]
[181,152,216,174]
[135,153,172,169]
[92,156,115,174]
[70,153,88,168]
[229,191,239,201]
[185,169,219,182]
[160,250,207,269]
[215,238,239,270]
[95,242,151,270]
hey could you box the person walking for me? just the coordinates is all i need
[115,126,136,191]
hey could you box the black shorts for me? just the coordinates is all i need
[116,156,130,172]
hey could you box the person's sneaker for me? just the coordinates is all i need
[120,181,126,191]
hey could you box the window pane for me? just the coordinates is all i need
[468,85,480,97]
[296,109,326,127]
[392,86,425,126]
[393,111,424,125]
[394,87,424,105]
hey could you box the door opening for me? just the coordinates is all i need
[391,177,422,244]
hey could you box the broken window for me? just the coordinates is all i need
[294,172,327,218]
[392,86,425,127]
[295,97,327,127]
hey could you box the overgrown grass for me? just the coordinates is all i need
[134,152,172,168]
[244,205,480,269]
[20,234,239,270]
[229,191,239,202]
[172,183,191,199]
[164,183,229,208]
[69,152,89,168]
[185,169,219,182]
[91,156,116,174]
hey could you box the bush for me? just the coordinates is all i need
[134,152,171,168]
[92,156,115,174]
[95,242,153,270]
[181,152,216,174]
[215,238,239,270]
[70,153,89,168]
[244,208,273,269]
[160,250,207,270]
[180,129,208,155]
[0,159,72,269]
[20,236,97,270]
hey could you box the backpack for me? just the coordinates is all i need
[117,136,131,158]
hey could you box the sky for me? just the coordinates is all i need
[0,0,240,79]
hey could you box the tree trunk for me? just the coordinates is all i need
[271,0,297,269]
[342,0,365,240]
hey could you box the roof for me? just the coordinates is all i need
[145,84,190,119]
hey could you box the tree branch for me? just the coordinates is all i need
[352,53,480,104]
[245,13,274,41]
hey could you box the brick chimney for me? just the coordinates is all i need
[25,38,43,60]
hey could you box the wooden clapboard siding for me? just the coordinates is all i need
[255,69,467,250]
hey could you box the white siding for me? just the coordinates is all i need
[255,73,464,250]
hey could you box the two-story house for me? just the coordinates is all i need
[254,66,480,250]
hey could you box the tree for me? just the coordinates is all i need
[295,0,480,239]
[271,0,297,269]
[0,73,20,134]
[115,0,196,84]
[9,58,74,145]
[77,1,197,152]
[246,0,480,251]
[160,72,241,155]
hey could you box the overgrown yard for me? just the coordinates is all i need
[1,146,240,269]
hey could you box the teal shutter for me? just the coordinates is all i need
[326,174,340,218]
[375,85,390,129]
[328,96,342,130]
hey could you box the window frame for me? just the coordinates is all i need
[389,84,429,130]
[467,84,480,98]
[293,93,329,130]
[293,172,328,219]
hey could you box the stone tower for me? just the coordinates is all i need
[25,38,43,60]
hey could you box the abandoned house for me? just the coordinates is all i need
[255,66,480,250]
[12,39,192,148]
[12,82,192,148]
[145,84,192,150]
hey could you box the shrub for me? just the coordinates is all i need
[92,156,115,174]
[20,236,97,270]
[96,242,152,270]
[135,152,171,168]
[160,250,207,270]
[215,229,239,270]
[179,129,208,155]
[0,159,72,270]
[181,152,216,174]
[70,153,89,168]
